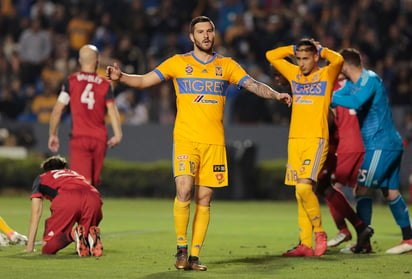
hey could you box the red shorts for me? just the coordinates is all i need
[333,152,364,188]
[69,136,107,186]
[42,189,103,254]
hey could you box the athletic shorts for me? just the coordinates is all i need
[43,189,102,243]
[285,138,328,185]
[333,152,364,188]
[357,149,402,190]
[173,141,228,187]
[69,136,107,186]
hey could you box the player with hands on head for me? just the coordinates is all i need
[266,38,343,257]
[49,44,122,186]
[107,16,291,271]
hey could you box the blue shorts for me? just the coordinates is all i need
[357,149,402,190]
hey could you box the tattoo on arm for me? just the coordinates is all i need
[242,77,278,99]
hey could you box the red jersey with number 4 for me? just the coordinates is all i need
[30,169,100,201]
[62,72,114,140]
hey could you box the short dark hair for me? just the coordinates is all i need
[41,155,67,172]
[340,48,362,67]
[296,39,317,53]
[190,16,215,34]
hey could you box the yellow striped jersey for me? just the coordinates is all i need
[154,51,249,145]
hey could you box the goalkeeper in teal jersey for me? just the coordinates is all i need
[331,48,412,254]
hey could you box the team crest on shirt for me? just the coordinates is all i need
[215,173,224,183]
[215,66,223,77]
[312,73,320,82]
[185,65,193,75]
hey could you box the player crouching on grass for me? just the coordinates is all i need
[23,155,103,257]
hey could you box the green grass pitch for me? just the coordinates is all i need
[0,196,411,279]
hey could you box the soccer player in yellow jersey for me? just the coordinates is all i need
[107,16,291,271]
[266,39,343,257]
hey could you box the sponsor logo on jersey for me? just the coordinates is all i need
[177,78,229,95]
[193,95,218,104]
[202,69,208,73]
[215,66,223,76]
[295,96,314,104]
[303,159,311,165]
[178,162,186,172]
[213,165,226,172]
[176,155,189,160]
[292,81,327,96]
[185,65,193,75]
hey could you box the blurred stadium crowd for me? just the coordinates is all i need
[0,0,411,130]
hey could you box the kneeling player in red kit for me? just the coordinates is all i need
[23,155,103,257]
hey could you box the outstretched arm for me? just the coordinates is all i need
[106,62,162,89]
[106,102,122,148]
[242,77,292,106]
[48,101,66,152]
[23,198,43,253]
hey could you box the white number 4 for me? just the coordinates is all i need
[81,83,95,109]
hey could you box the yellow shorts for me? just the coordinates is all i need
[285,138,328,185]
[173,141,228,187]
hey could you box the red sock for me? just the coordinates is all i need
[325,187,365,233]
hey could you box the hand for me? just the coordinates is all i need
[22,248,36,253]
[310,38,322,54]
[107,135,121,148]
[48,135,60,153]
[277,92,292,107]
[106,62,122,81]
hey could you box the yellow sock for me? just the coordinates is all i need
[296,183,324,233]
[0,216,14,237]
[296,191,313,248]
[190,204,210,257]
[173,197,191,247]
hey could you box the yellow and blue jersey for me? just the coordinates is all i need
[266,46,343,139]
[154,51,249,145]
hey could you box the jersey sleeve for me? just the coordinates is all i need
[265,45,298,81]
[105,83,115,103]
[226,58,249,88]
[331,74,376,109]
[30,176,44,199]
[321,48,344,81]
[153,56,177,81]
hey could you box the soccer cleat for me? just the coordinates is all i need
[327,232,352,247]
[282,244,314,257]
[9,231,28,245]
[88,226,103,257]
[71,225,90,257]
[174,248,188,270]
[0,232,10,246]
[385,239,412,254]
[187,256,207,271]
[353,226,374,253]
[340,242,373,254]
[314,231,327,256]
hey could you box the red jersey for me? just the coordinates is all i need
[333,79,364,153]
[31,169,100,201]
[62,72,114,140]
